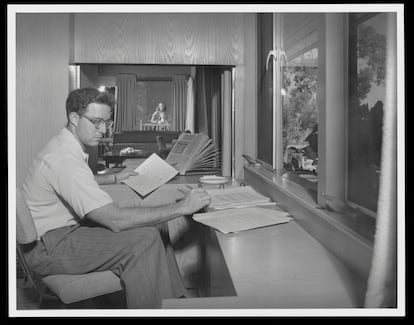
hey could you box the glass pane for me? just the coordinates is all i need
[257,13,274,166]
[347,13,391,213]
[281,14,319,188]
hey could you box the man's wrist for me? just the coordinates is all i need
[176,200,187,216]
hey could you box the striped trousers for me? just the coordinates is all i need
[23,222,187,308]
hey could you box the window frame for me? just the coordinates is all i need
[345,13,386,218]
[256,13,327,207]
[254,13,377,243]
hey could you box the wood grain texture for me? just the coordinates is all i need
[73,13,252,178]
[74,13,244,65]
[164,218,360,308]
[16,14,70,187]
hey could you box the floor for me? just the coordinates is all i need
[16,278,41,310]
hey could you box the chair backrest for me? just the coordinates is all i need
[16,188,38,244]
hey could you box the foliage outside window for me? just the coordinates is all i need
[282,48,319,174]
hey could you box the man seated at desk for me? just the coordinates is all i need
[22,87,211,309]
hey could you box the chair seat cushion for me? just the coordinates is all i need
[42,271,122,304]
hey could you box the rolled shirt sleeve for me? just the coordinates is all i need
[51,155,114,219]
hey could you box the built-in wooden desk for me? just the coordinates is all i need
[100,177,361,309]
[164,221,360,309]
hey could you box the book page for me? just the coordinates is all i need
[193,207,293,234]
[121,153,178,196]
[165,133,210,173]
[206,186,272,210]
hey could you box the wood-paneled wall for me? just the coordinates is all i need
[14,12,256,184]
[73,13,244,65]
[16,14,70,187]
[74,12,255,179]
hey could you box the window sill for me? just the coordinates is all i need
[243,164,374,281]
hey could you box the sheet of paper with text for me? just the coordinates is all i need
[121,153,178,196]
[193,206,293,234]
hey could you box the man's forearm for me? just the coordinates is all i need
[86,188,210,232]
[86,201,187,232]
[95,173,117,185]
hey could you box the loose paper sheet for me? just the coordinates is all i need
[193,206,293,234]
[121,153,178,196]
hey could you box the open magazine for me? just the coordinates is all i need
[165,133,221,175]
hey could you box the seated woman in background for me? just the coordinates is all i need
[151,102,170,130]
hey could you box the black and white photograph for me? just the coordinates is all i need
[7,3,405,318]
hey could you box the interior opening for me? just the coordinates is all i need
[70,64,234,176]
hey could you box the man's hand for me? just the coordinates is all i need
[115,168,138,183]
[178,188,211,215]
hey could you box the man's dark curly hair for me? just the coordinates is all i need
[65,87,115,118]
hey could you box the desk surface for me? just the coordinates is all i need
[163,221,359,309]
[100,179,359,309]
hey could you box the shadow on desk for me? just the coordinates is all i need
[164,221,363,309]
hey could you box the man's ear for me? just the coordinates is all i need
[68,112,79,127]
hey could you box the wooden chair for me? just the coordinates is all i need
[16,188,125,308]
[156,135,171,159]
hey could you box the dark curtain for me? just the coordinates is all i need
[171,75,187,131]
[194,67,222,149]
[114,74,139,132]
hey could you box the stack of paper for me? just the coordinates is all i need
[193,206,293,234]
[206,186,274,210]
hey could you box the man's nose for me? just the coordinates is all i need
[98,123,106,133]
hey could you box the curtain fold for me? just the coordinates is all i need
[364,13,398,308]
[114,74,139,132]
[221,69,232,176]
[195,68,209,135]
[194,67,222,146]
[171,75,187,131]
[185,76,195,133]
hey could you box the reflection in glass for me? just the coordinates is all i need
[348,13,390,214]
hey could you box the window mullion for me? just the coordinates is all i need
[273,13,283,173]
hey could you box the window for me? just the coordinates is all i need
[347,13,394,215]
[282,43,319,180]
[257,13,321,201]
[135,79,172,126]
[256,12,397,228]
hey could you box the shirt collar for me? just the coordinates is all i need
[60,127,90,162]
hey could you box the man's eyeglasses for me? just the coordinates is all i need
[80,114,114,129]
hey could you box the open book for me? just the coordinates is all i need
[121,153,178,196]
[165,133,221,175]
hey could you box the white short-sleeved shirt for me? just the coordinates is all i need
[22,128,114,239]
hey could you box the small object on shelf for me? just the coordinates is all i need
[243,154,262,167]
[199,175,228,185]
[119,147,143,155]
